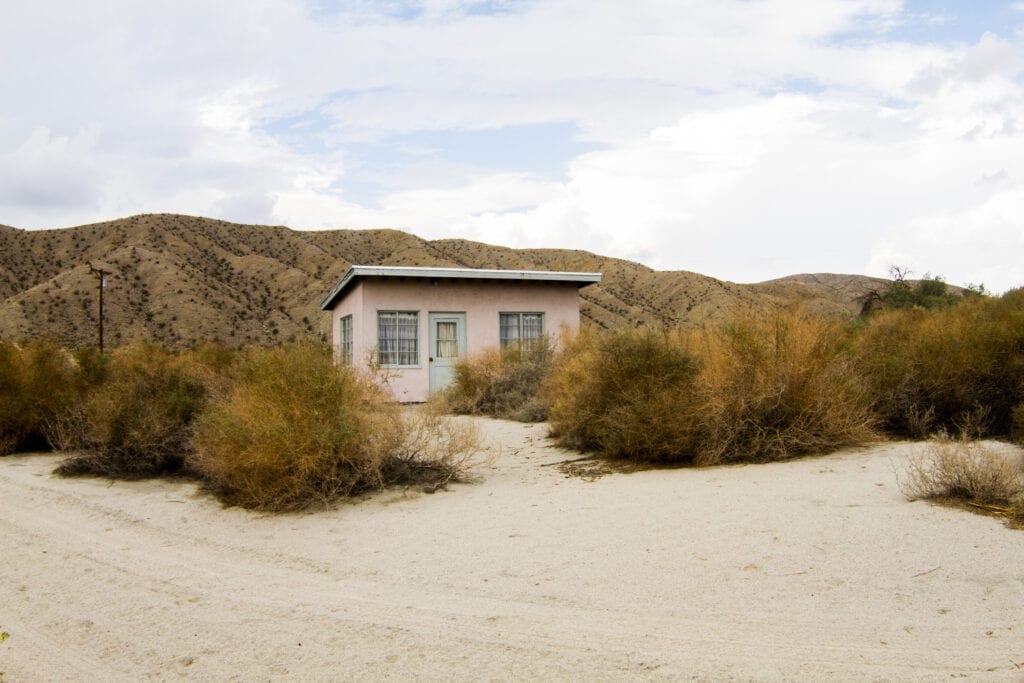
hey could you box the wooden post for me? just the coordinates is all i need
[89,264,107,352]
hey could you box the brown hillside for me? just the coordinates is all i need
[0,213,887,348]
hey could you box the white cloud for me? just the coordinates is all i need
[1,0,1023,292]
[868,187,1024,291]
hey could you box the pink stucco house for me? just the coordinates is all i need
[320,265,602,402]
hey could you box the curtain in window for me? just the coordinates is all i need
[500,313,543,350]
[436,321,458,358]
[379,312,418,365]
[499,313,520,349]
[522,314,543,342]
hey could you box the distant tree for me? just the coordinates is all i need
[860,267,964,316]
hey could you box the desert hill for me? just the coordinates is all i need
[0,213,888,348]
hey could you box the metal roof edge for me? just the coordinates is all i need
[320,265,602,310]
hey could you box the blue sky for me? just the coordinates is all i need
[2,0,1023,290]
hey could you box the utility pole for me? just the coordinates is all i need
[89,263,107,352]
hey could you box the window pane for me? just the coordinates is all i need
[522,314,543,339]
[378,311,418,365]
[340,315,353,365]
[500,313,519,349]
[436,321,458,358]
[500,313,543,350]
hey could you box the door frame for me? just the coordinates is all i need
[428,311,467,393]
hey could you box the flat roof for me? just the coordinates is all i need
[320,265,602,310]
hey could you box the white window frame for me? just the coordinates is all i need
[377,311,419,367]
[339,315,353,366]
[499,312,545,350]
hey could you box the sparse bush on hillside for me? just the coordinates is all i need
[853,289,1024,438]
[444,340,553,422]
[899,433,1024,521]
[0,340,84,455]
[547,313,877,464]
[56,343,211,478]
[189,343,479,511]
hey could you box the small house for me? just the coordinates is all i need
[319,265,602,402]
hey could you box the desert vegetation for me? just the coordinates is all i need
[191,342,478,511]
[0,339,86,455]
[852,288,1024,439]
[544,313,877,464]
[56,343,218,479]
[3,271,1023,518]
[446,284,1024,468]
[898,433,1024,524]
[0,339,479,511]
[442,339,553,422]
[440,279,1024,522]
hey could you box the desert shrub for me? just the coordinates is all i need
[899,434,1024,520]
[1012,403,1024,445]
[547,313,876,464]
[0,341,33,454]
[854,289,1024,438]
[444,340,553,422]
[380,409,483,492]
[547,327,702,461]
[444,348,502,413]
[185,340,239,377]
[0,340,84,455]
[190,342,480,511]
[190,342,401,509]
[72,346,110,387]
[690,312,877,464]
[56,343,210,478]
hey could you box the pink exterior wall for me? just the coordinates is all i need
[330,278,582,402]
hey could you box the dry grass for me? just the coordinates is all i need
[898,434,1024,523]
[381,409,484,493]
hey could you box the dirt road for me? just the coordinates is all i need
[1,419,1022,680]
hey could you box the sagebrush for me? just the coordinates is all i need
[56,343,220,478]
[546,327,701,460]
[853,289,1024,438]
[547,313,877,464]
[0,340,86,455]
[444,340,553,422]
[189,343,480,510]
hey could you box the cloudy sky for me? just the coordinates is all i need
[2,1,1023,290]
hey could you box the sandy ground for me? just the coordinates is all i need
[1,417,1023,681]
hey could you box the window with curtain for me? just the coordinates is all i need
[339,315,353,366]
[378,311,419,366]
[499,313,544,350]
[435,321,459,358]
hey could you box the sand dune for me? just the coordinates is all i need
[1,418,1021,680]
